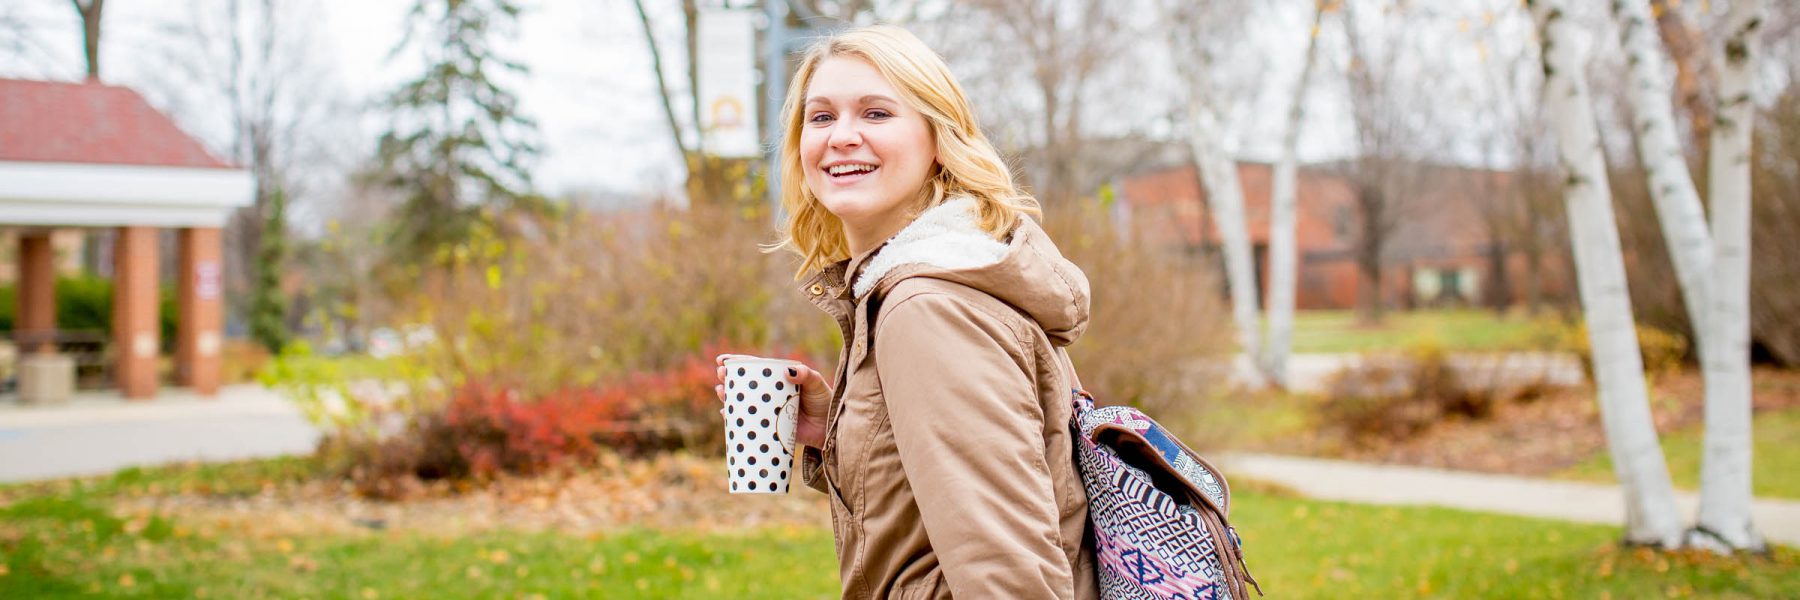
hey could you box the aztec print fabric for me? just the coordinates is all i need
[1072,391,1259,600]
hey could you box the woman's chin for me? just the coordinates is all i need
[817,195,883,220]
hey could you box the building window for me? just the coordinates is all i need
[1333,205,1352,241]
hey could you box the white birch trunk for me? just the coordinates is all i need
[1262,6,1326,389]
[1694,0,1765,553]
[1188,106,1266,389]
[1531,0,1686,548]
[1611,0,1716,365]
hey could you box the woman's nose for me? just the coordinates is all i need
[828,118,862,148]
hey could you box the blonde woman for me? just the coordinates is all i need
[715,25,1097,599]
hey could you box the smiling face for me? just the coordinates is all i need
[799,56,938,254]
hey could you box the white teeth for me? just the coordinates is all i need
[827,164,876,176]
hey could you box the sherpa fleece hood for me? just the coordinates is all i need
[847,196,1092,347]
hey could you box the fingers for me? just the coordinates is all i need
[784,364,825,389]
[714,365,728,410]
[784,365,833,415]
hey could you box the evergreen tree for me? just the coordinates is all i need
[250,184,290,353]
[376,0,540,263]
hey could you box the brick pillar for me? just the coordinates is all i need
[18,232,57,353]
[177,227,223,395]
[112,226,159,399]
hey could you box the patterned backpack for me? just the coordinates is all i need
[1058,349,1261,599]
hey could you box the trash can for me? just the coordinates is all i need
[20,353,76,405]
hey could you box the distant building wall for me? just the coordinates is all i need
[1118,162,1575,311]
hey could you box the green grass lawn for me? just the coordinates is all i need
[4,460,1796,598]
[1558,408,1800,500]
[1286,309,1563,355]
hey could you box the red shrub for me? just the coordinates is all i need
[433,343,808,479]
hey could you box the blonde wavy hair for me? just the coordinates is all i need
[768,25,1040,279]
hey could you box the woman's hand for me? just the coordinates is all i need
[715,356,833,449]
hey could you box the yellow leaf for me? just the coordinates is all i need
[489,549,511,564]
[276,538,294,553]
[361,587,379,599]
[119,573,136,587]
[0,564,9,576]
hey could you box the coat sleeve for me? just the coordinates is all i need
[874,292,1073,599]
[800,445,829,494]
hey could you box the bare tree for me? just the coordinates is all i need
[1611,0,1715,364]
[1650,0,1713,150]
[1164,0,1267,387]
[1336,0,1431,324]
[1612,0,1769,552]
[150,0,345,345]
[1529,0,1685,548]
[70,0,102,79]
[1264,2,1329,388]
[0,6,70,79]
[1695,0,1765,554]
[945,0,1137,208]
[629,1,874,208]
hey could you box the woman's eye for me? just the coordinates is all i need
[865,110,892,120]
[808,112,834,124]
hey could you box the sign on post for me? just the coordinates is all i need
[699,8,759,158]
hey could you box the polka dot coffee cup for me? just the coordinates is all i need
[721,355,801,494]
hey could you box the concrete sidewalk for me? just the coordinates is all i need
[1228,351,1586,394]
[1220,452,1800,548]
[0,385,320,483]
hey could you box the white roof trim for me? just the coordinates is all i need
[0,161,254,227]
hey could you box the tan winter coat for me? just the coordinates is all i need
[796,196,1100,599]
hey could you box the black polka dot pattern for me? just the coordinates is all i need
[722,357,800,494]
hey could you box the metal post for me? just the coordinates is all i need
[763,0,789,223]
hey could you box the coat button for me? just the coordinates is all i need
[809,283,825,296]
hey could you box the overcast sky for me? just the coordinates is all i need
[2,0,691,200]
[12,0,1749,207]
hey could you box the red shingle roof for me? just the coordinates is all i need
[0,78,232,169]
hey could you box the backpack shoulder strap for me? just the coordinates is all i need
[1055,346,1089,399]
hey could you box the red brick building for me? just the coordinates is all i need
[1,78,251,400]
[1118,162,1574,312]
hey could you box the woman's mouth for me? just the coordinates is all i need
[824,163,879,184]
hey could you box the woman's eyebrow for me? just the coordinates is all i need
[804,94,899,107]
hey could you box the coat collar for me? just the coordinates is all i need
[850,196,1009,299]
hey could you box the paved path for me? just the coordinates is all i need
[1229,351,1586,394]
[0,385,320,483]
[1219,452,1800,548]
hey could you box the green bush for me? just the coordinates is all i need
[0,275,178,350]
